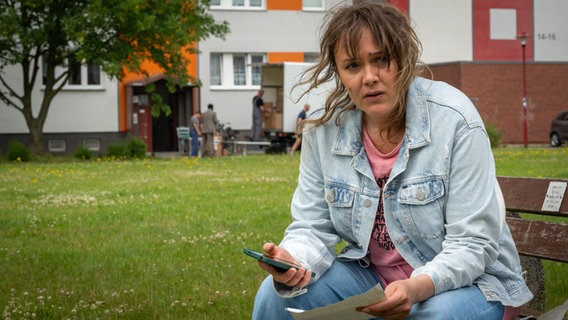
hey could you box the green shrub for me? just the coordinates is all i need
[107,138,147,159]
[485,122,502,148]
[107,141,127,158]
[7,140,31,162]
[126,137,147,159]
[74,145,93,160]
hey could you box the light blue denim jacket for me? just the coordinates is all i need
[278,77,533,306]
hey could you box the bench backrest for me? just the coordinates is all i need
[499,176,568,263]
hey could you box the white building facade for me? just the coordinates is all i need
[1,0,567,152]
[198,0,345,132]
[198,0,568,134]
[0,61,121,154]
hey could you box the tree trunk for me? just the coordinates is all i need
[21,86,54,156]
[28,120,45,155]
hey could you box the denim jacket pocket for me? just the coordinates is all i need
[324,181,357,241]
[397,178,446,240]
[398,179,445,205]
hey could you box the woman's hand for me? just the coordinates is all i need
[357,275,435,320]
[259,242,313,288]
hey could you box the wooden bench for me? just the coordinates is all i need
[231,140,271,156]
[498,176,568,319]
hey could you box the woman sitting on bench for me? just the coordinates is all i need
[250,2,533,320]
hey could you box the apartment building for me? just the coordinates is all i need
[1,0,567,154]
[199,0,568,144]
[197,0,343,134]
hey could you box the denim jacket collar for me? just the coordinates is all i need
[331,77,433,156]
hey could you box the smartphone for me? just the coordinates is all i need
[243,248,316,277]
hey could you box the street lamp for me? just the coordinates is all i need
[518,32,529,148]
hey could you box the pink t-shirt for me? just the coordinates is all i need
[362,128,520,319]
[362,128,414,286]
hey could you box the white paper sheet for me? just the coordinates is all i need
[539,298,568,320]
[286,283,386,320]
[541,181,567,212]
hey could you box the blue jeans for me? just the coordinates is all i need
[189,130,199,157]
[252,260,504,320]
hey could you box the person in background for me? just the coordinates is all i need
[251,89,265,141]
[289,104,310,155]
[251,2,532,320]
[201,103,218,157]
[189,110,201,158]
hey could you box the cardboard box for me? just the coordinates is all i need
[273,113,283,130]
[214,135,223,157]
[263,112,271,129]
[262,102,283,130]
[264,102,274,112]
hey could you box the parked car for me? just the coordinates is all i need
[550,110,568,147]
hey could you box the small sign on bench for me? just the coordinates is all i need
[541,181,567,212]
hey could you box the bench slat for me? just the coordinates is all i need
[497,176,568,318]
[506,216,568,262]
[498,176,568,218]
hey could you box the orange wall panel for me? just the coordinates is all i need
[267,0,301,11]
[122,51,198,83]
[267,52,304,63]
[120,49,197,132]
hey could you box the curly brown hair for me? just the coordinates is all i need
[296,1,425,139]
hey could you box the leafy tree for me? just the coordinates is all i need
[0,0,228,154]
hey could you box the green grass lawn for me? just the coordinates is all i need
[0,147,566,319]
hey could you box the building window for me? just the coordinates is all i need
[83,139,101,152]
[233,55,246,85]
[48,139,66,153]
[87,62,101,85]
[67,56,102,87]
[251,54,263,85]
[304,52,320,63]
[68,56,82,85]
[42,57,48,85]
[210,53,265,89]
[42,56,102,88]
[210,0,264,9]
[303,0,323,10]
[210,53,222,85]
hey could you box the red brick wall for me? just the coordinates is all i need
[428,62,568,145]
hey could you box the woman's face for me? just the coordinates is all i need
[334,28,400,124]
